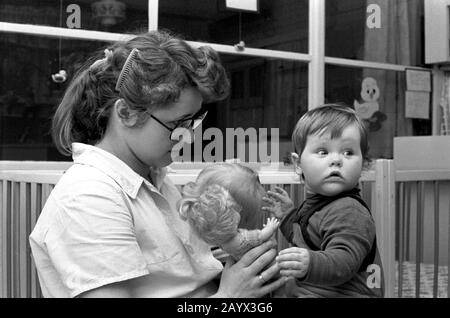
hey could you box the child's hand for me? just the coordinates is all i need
[276,247,310,279]
[262,186,294,219]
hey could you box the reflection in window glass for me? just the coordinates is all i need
[159,0,308,53]
[249,65,263,97]
[0,33,110,160]
[0,0,148,33]
[204,54,308,162]
[325,65,431,159]
[0,35,308,162]
[325,0,424,66]
[180,54,308,163]
[231,71,244,99]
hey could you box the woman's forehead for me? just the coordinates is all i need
[155,87,203,120]
[172,87,203,116]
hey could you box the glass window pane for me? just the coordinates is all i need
[325,65,431,159]
[0,34,308,162]
[0,0,148,33]
[194,54,308,163]
[159,0,308,53]
[325,0,425,66]
[0,33,109,160]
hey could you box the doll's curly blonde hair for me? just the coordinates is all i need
[179,184,241,245]
[178,163,265,246]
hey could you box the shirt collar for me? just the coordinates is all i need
[72,143,167,198]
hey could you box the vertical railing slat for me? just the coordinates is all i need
[420,181,425,296]
[415,181,425,298]
[0,180,5,298]
[447,194,450,299]
[25,182,32,298]
[398,182,405,298]
[433,181,439,298]
[35,183,43,298]
[30,183,38,298]
[405,184,411,261]
[5,181,12,298]
[19,182,28,298]
[12,182,20,297]
[416,181,423,298]
[415,181,420,297]
[374,160,396,298]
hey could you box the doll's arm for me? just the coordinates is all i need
[221,231,253,260]
[221,218,279,260]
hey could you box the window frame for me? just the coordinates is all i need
[0,0,441,134]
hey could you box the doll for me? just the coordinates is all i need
[178,163,279,261]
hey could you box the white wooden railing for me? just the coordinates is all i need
[2,159,449,298]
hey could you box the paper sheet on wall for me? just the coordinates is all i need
[225,0,259,12]
[405,69,431,92]
[405,91,430,119]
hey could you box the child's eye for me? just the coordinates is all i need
[343,150,354,156]
[317,149,328,155]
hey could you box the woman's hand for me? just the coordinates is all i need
[213,240,288,298]
[262,187,294,219]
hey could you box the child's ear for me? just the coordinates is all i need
[114,99,139,127]
[290,152,303,177]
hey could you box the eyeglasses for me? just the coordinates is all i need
[151,110,208,141]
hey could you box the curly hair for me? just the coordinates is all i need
[52,30,230,155]
[178,163,266,246]
[179,184,241,246]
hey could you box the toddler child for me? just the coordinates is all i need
[264,104,384,297]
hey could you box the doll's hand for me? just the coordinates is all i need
[276,247,310,279]
[262,187,294,219]
[258,217,280,242]
[263,217,280,232]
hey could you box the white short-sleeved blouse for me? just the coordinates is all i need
[29,143,223,298]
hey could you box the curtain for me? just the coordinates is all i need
[362,0,422,158]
